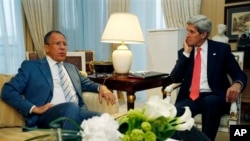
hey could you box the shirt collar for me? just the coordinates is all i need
[46,56,63,67]
[195,39,208,52]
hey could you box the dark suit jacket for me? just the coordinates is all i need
[1,58,99,127]
[170,40,247,102]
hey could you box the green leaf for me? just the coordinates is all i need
[150,116,176,141]
[155,129,176,141]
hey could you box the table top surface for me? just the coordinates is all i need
[88,73,169,83]
[88,73,171,92]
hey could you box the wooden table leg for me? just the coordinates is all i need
[161,86,167,99]
[126,92,136,110]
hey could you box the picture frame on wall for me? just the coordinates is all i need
[225,0,250,3]
[224,4,250,42]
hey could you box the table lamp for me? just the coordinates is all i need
[101,13,144,74]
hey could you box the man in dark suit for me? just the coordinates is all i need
[1,30,116,131]
[170,15,247,141]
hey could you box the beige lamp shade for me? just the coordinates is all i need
[101,13,144,44]
[101,13,144,74]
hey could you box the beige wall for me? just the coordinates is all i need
[201,0,250,50]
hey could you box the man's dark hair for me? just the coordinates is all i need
[44,30,66,45]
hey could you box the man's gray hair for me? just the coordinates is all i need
[187,15,212,37]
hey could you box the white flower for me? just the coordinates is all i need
[174,106,194,131]
[175,106,192,124]
[175,118,194,131]
[143,96,194,131]
[144,95,177,120]
[80,113,122,141]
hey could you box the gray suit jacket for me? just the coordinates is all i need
[1,58,99,127]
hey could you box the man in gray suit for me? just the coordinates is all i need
[1,30,116,131]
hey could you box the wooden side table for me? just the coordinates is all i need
[88,74,171,110]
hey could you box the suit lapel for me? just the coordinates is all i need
[207,41,217,78]
[63,63,82,96]
[39,58,53,91]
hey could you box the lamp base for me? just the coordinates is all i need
[113,72,129,76]
[112,44,132,74]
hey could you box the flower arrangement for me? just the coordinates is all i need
[80,113,122,141]
[80,95,194,141]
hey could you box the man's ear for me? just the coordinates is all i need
[44,45,49,53]
[201,32,208,39]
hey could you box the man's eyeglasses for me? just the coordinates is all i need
[47,42,67,46]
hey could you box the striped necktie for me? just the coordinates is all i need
[57,63,78,104]
[190,47,201,101]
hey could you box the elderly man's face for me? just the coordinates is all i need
[44,33,67,62]
[185,24,207,47]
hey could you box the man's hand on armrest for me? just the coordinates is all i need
[98,85,116,105]
[226,82,242,103]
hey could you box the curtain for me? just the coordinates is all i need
[129,0,165,72]
[55,0,110,61]
[108,0,130,15]
[83,0,110,61]
[54,0,84,52]
[161,0,201,28]
[22,0,53,58]
[0,0,25,74]
[24,22,34,52]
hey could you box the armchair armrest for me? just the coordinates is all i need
[82,92,119,115]
[164,83,181,103]
[165,83,182,93]
[80,71,121,117]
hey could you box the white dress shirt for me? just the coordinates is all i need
[184,40,212,92]
[47,56,77,105]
